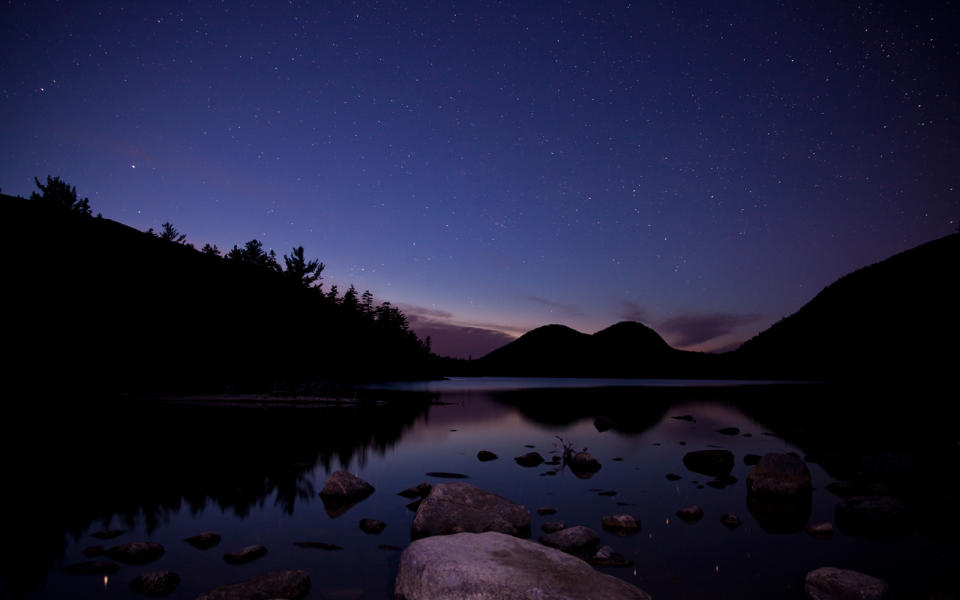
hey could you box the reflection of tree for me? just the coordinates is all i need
[0,392,430,598]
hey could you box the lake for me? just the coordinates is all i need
[2,378,956,599]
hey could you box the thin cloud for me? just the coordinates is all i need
[619,300,651,324]
[525,296,584,317]
[658,313,761,348]
[402,304,517,359]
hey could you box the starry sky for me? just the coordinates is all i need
[2,1,958,359]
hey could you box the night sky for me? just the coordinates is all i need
[3,1,958,358]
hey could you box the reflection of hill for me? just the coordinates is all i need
[0,394,430,598]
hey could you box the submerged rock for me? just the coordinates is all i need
[683,450,734,476]
[129,571,180,596]
[360,518,387,534]
[104,541,165,565]
[477,450,498,462]
[514,452,545,467]
[746,453,812,496]
[411,482,531,539]
[184,531,221,550]
[395,532,651,600]
[223,544,267,564]
[601,514,641,536]
[835,496,912,540]
[197,570,311,600]
[676,506,704,523]
[804,567,889,600]
[539,525,600,555]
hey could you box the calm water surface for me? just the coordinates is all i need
[3,379,956,599]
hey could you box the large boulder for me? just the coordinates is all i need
[682,450,734,476]
[539,525,600,555]
[103,541,165,565]
[395,531,651,600]
[746,453,812,496]
[319,470,375,518]
[411,483,531,539]
[196,570,311,600]
[804,567,889,600]
[835,496,912,540]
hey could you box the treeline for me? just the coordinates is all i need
[5,176,438,396]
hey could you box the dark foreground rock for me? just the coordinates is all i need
[601,514,641,535]
[104,541,165,565]
[539,525,600,555]
[197,570,311,600]
[514,452,544,467]
[223,545,267,564]
[319,470,375,517]
[746,453,812,496]
[835,496,912,540]
[185,531,221,549]
[130,571,180,596]
[682,450,734,476]
[62,560,119,575]
[411,482,531,539]
[804,567,889,600]
[395,531,651,600]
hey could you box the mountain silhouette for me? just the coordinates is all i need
[735,232,958,381]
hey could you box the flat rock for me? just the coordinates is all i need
[514,452,544,467]
[360,518,387,534]
[676,505,703,523]
[805,567,889,600]
[411,482,531,539]
[539,525,600,555]
[398,482,432,499]
[130,571,180,596]
[601,514,641,535]
[185,531,221,549]
[395,531,651,600]
[197,570,311,600]
[835,496,912,540]
[683,450,734,476]
[223,544,267,564]
[62,560,119,575]
[104,541,165,565]
[746,453,812,496]
[477,450,498,461]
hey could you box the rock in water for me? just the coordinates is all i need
[676,506,704,523]
[397,482,432,499]
[514,452,545,467]
[129,571,180,596]
[834,496,912,540]
[360,518,387,534]
[319,470,375,517]
[720,513,742,529]
[682,450,734,476]
[184,531,221,549]
[197,570,311,600]
[588,545,634,568]
[804,567,889,600]
[568,452,602,475]
[104,541,165,565]
[223,544,267,564]
[539,525,600,555]
[395,531,651,600]
[477,450,498,461]
[541,520,566,533]
[746,453,812,496]
[411,482,531,539]
[601,514,641,535]
[806,522,834,538]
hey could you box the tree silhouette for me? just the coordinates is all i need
[283,246,324,288]
[158,222,187,244]
[226,239,280,272]
[201,243,221,256]
[30,176,91,216]
[341,285,358,311]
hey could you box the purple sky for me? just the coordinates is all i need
[2,1,958,358]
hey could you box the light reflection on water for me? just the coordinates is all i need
[8,380,956,599]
